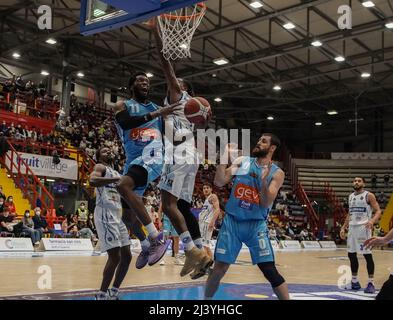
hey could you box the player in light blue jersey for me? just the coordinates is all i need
[114,72,180,269]
[204,133,289,300]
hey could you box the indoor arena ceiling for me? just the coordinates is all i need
[1,0,393,145]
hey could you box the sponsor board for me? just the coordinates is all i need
[319,241,337,249]
[301,241,322,250]
[0,238,34,251]
[280,240,302,250]
[270,240,280,250]
[39,238,93,251]
[5,151,78,180]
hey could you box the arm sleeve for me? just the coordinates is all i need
[115,109,153,130]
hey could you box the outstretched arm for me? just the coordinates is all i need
[113,100,181,131]
[214,144,244,187]
[151,18,182,104]
[364,227,393,249]
[89,164,120,188]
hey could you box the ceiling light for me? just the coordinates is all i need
[93,8,106,17]
[77,72,85,78]
[362,1,375,8]
[361,72,371,78]
[179,43,188,49]
[311,40,323,47]
[12,52,20,59]
[146,72,154,78]
[327,110,338,115]
[273,85,282,91]
[315,122,322,126]
[214,97,222,102]
[283,22,296,30]
[41,70,49,76]
[212,74,217,78]
[267,116,274,120]
[335,56,345,62]
[213,58,229,66]
[249,1,263,9]
[46,38,57,45]
[385,22,393,29]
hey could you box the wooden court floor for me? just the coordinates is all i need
[0,249,392,298]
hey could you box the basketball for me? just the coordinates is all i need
[184,97,212,126]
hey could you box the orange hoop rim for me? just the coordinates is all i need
[161,2,206,21]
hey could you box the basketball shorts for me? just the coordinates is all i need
[94,205,131,253]
[199,211,214,246]
[158,162,198,203]
[215,213,274,265]
[123,155,163,196]
[163,216,178,237]
[347,223,372,254]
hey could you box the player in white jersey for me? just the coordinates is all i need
[90,147,132,300]
[151,18,213,279]
[340,177,381,294]
[364,227,393,299]
[199,183,220,259]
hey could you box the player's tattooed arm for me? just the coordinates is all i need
[89,164,120,188]
[259,167,284,209]
[366,192,382,230]
[208,195,221,231]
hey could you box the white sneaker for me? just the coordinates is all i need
[160,259,166,266]
[174,257,184,265]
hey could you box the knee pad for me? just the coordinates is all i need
[258,262,285,288]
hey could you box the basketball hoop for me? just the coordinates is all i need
[157,2,206,60]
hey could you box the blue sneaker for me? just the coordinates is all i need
[364,282,376,294]
[351,281,361,290]
[135,249,149,269]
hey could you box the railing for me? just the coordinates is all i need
[295,183,319,231]
[0,92,59,121]
[324,182,347,227]
[8,138,96,186]
[0,140,55,216]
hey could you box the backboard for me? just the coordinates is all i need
[80,0,202,36]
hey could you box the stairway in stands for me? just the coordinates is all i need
[0,167,31,216]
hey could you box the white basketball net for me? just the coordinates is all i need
[157,3,206,60]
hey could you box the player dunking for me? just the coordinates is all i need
[114,72,180,269]
[205,134,289,300]
[90,147,131,300]
[340,177,382,293]
[198,183,220,260]
[151,19,213,278]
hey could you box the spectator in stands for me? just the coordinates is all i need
[32,207,53,237]
[86,213,97,236]
[0,197,5,213]
[76,202,89,223]
[0,186,6,201]
[0,206,17,234]
[56,204,66,217]
[299,227,311,241]
[269,227,279,242]
[377,191,386,208]
[384,174,390,187]
[22,210,41,245]
[0,132,8,157]
[5,196,16,214]
[371,174,377,190]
